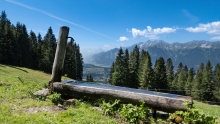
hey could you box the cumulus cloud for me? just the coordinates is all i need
[119,36,129,41]
[185,21,220,34]
[211,36,220,41]
[131,26,176,39]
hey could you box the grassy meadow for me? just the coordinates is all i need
[0,64,117,124]
[0,64,219,123]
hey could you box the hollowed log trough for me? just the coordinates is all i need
[53,81,193,113]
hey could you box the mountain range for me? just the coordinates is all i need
[89,40,220,70]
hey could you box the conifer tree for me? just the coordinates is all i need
[153,57,168,91]
[109,61,115,84]
[185,68,195,96]
[192,63,204,100]
[64,40,76,79]
[75,44,83,80]
[111,47,125,86]
[177,70,185,95]
[139,50,154,89]
[129,45,140,88]
[41,27,56,73]
[166,58,174,92]
[202,60,214,101]
[213,63,220,102]
[123,49,130,87]
[29,30,38,69]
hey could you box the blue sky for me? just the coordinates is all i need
[1,0,220,57]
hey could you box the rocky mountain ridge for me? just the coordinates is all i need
[90,40,220,70]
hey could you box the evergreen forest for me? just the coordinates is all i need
[109,46,220,103]
[0,11,83,80]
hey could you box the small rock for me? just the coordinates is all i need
[65,98,76,106]
[58,104,67,110]
[33,88,49,96]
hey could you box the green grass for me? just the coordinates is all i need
[194,101,220,123]
[0,64,118,124]
[1,64,220,123]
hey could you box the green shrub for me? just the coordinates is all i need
[168,101,216,124]
[49,92,64,105]
[100,99,120,115]
[119,101,149,123]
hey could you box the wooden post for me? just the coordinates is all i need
[49,26,69,93]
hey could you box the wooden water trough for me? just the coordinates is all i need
[53,81,193,113]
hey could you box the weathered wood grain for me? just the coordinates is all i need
[53,82,193,113]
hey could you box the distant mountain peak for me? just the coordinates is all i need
[90,40,220,70]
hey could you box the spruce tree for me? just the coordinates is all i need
[29,30,38,69]
[139,50,154,89]
[129,45,140,88]
[202,60,214,101]
[75,44,83,80]
[123,49,130,87]
[41,27,56,73]
[192,63,204,100]
[213,63,220,102]
[153,57,168,92]
[166,58,174,92]
[111,47,125,86]
[64,40,76,79]
[109,61,115,84]
[177,70,185,95]
[185,68,195,96]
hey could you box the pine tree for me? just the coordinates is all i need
[0,11,14,65]
[64,40,76,79]
[41,27,56,73]
[37,33,43,69]
[192,63,204,100]
[139,50,154,89]
[202,60,214,101]
[185,68,195,96]
[29,30,38,69]
[129,45,140,88]
[213,63,220,102]
[111,47,125,86]
[153,57,168,92]
[75,44,83,80]
[177,70,185,95]
[166,58,174,92]
[109,61,115,84]
[123,49,130,87]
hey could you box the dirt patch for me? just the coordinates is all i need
[24,106,66,114]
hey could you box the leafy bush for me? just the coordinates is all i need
[120,101,149,123]
[49,92,64,105]
[100,99,120,115]
[168,101,216,124]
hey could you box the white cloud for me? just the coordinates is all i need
[211,36,220,41]
[131,26,176,39]
[119,36,129,41]
[185,21,220,34]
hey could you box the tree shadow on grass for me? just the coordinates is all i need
[8,65,28,73]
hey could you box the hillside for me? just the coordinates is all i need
[91,40,220,70]
[0,64,219,123]
[83,64,110,82]
[0,64,117,124]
